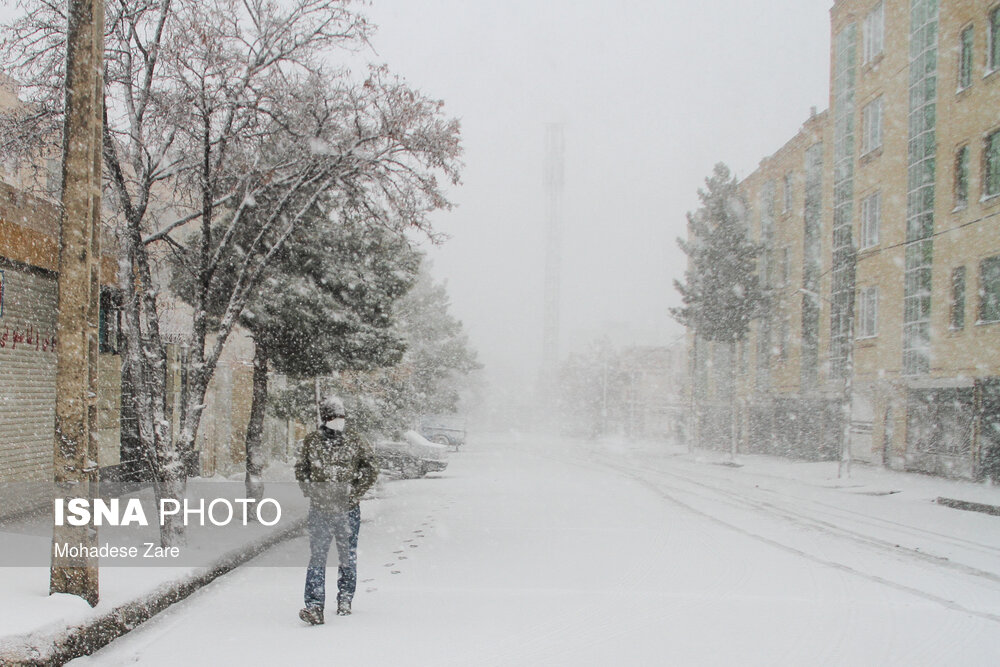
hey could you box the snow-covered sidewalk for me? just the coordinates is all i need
[0,477,310,663]
[663,440,1000,511]
[587,437,1000,577]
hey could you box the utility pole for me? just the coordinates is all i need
[51,0,105,606]
[839,304,855,479]
[540,123,564,420]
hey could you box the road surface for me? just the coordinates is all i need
[74,435,1000,666]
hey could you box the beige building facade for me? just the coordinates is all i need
[837,0,1000,479]
[738,110,842,461]
[690,0,1000,480]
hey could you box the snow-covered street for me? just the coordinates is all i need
[72,435,1000,666]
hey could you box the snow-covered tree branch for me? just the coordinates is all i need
[1,0,462,546]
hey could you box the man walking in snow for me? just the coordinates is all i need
[296,395,379,625]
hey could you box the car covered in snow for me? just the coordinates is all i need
[374,430,449,479]
[418,416,467,451]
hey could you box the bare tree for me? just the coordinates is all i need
[2,0,462,545]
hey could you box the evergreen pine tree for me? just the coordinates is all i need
[672,163,766,454]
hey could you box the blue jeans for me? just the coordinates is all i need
[304,504,361,609]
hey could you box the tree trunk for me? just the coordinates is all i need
[729,339,738,461]
[175,340,219,499]
[689,336,699,453]
[137,228,183,546]
[50,0,104,606]
[118,204,182,547]
[244,341,268,519]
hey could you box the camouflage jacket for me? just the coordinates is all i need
[294,427,379,512]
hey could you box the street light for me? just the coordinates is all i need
[799,288,853,478]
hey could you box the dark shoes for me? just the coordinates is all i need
[299,601,349,624]
[299,606,324,626]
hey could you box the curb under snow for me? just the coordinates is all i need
[0,518,306,666]
[935,497,1000,517]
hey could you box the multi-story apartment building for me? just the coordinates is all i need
[688,0,1000,480]
[738,110,842,461]
[836,0,1000,479]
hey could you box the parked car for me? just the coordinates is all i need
[418,416,467,451]
[374,430,449,479]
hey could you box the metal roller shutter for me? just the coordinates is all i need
[0,264,58,484]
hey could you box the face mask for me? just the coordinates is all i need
[324,418,346,432]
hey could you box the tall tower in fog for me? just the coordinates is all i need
[542,123,564,379]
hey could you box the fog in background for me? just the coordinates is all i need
[0,0,834,405]
[361,0,833,400]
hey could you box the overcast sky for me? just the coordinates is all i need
[0,0,834,393]
[361,0,833,390]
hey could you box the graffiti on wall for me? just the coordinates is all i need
[0,323,57,352]
[0,270,58,352]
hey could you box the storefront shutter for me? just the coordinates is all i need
[0,264,58,484]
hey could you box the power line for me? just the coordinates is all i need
[855,207,1000,262]
[768,206,1000,301]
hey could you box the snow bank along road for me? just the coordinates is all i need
[73,436,1000,666]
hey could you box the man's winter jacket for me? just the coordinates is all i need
[295,427,379,512]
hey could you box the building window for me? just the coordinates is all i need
[902,0,938,376]
[951,266,967,330]
[991,7,1000,72]
[860,191,881,249]
[782,172,793,212]
[756,319,771,390]
[959,25,974,90]
[857,286,879,338]
[760,180,776,238]
[45,157,62,198]
[863,1,885,64]
[955,145,970,209]
[1,156,18,186]
[98,289,123,354]
[986,129,1000,198]
[980,256,1000,324]
[832,23,858,378]
[801,142,823,391]
[779,316,791,361]
[760,248,775,288]
[861,96,883,154]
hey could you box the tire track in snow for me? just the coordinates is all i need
[476,449,740,666]
[629,458,1000,586]
[531,449,860,664]
[487,451,782,666]
[633,454,1000,561]
[587,455,1000,626]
